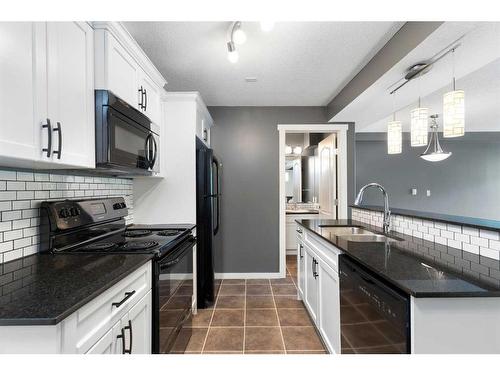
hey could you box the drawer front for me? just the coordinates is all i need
[62,261,152,353]
[303,229,342,272]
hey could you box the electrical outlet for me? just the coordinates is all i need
[411,188,417,196]
[426,190,431,197]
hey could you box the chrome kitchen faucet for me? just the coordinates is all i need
[354,183,391,234]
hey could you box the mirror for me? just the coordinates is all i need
[285,133,327,203]
[355,57,500,221]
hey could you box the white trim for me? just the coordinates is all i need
[215,272,282,279]
[278,123,349,281]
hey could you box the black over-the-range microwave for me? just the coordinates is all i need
[95,90,159,175]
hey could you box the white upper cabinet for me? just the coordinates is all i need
[100,30,139,107]
[0,23,44,166]
[46,22,95,168]
[138,69,161,127]
[0,22,95,170]
[93,22,166,126]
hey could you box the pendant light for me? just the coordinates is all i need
[443,48,465,138]
[410,72,428,147]
[387,94,402,155]
[420,114,452,162]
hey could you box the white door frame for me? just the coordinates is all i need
[277,123,349,278]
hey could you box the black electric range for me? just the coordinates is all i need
[40,197,196,354]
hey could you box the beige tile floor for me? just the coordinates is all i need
[174,255,327,354]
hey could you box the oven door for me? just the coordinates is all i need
[156,236,195,354]
[107,107,156,171]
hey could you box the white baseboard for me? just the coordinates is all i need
[286,250,297,255]
[215,272,284,279]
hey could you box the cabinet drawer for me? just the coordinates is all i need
[62,261,152,353]
[303,229,342,272]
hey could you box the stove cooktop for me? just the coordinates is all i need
[69,225,192,256]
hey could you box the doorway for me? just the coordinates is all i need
[277,124,349,278]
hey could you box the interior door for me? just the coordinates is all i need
[318,133,337,219]
[46,22,94,168]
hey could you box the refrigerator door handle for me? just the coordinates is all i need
[212,158,220,235]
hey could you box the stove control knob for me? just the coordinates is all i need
[120,202,127,209]
[70,207,79,217]
[113,203,121,210]
[59,208,69,218]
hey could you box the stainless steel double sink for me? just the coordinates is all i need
[319,226,402,243]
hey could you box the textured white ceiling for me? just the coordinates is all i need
[332,22,500,132]
[124,21,403,106]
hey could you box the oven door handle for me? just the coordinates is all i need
[158,236,195,270]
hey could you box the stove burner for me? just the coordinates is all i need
[124,229,152,238]
[156,229,183,237]
[121,241,158,250]
[80,242,118,251]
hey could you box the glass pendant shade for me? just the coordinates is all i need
[387,120,402,155]
[410,107,429,147]
[420,116,452,162]
[443,90,465,137]
[285,145,292,154]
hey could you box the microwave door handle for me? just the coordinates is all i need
[144,133,152,166]
[150,135,157,168]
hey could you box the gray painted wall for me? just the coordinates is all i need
[356,132,500,220]
[208,107,328,273]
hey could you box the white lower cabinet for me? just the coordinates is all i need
[297,240,306,296]
[0,261,152,354]
[318,260,341,353]
[298,224,342,354]
[304,246,319,324]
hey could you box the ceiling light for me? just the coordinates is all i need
[293,146,302,155]
[260,21,275,32]
[233,28,247,45]
[410,98,428,147]
[420,114,452,162]
[227,41,238,63]
[285,145,292,154]
[443,49,465,138]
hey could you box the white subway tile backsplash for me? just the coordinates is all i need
[0,169,134,264]
[463,243,480,254]
[471,236,489,248]
[479,229,500,241]
[352,208,500,261]
[463,227,479,237]
[480,247,500,260]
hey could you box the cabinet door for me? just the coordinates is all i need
[86,328,115,354]
[286,222,297,250]
[128,290,152,354]
[105,32,139,106]
[304,247,319,323]
[297,240,305,297]
[0,22,44,164]
[139,70,161,125]
[318,260,340,354]
[46,22,95,168]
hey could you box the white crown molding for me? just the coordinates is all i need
[92,21,167,89]
[164,91,214,124]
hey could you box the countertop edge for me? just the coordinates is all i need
[296,220,500,298]
[0,255,154,326]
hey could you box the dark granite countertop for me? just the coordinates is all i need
[297,219,500,298]
[351,205,500,232]
[0,253,153,326]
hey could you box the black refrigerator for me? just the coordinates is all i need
[196,137,222,309]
